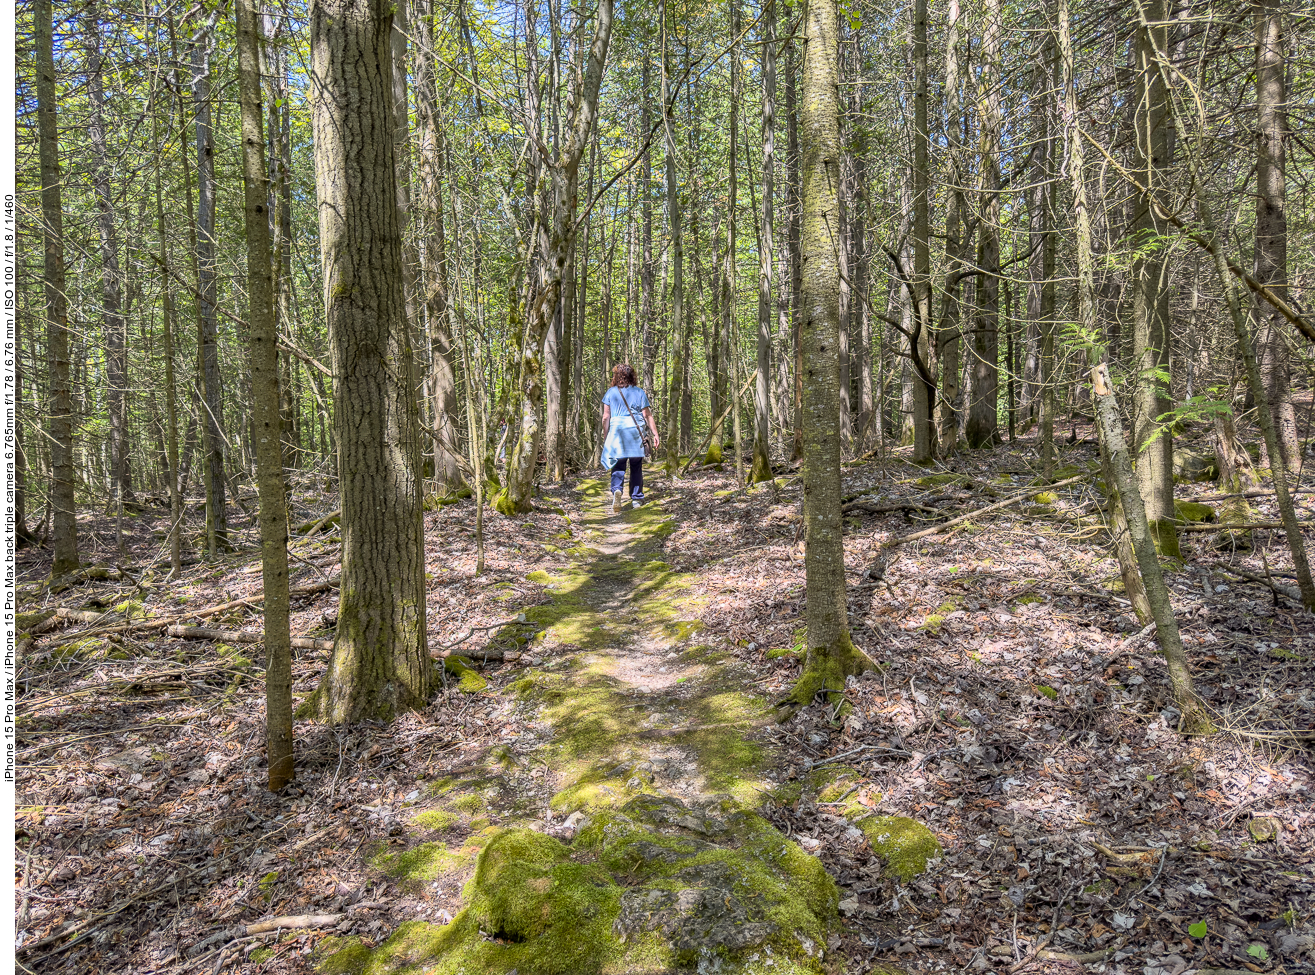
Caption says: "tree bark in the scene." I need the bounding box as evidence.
[965,0,1001,449]
[1253,0,1297,469]
[662,2,686,475]
[415,1,464,495]
[189,14,230,554]
[309,0,433,721]
[1091,365,1210,733]
[910,0,933,462]
[641,48,655,393]
[35,0,79,578]
[936,0,964,456]
[85,6,133,509]
[750,0,775,483]
[1131,0,1178,558]
[238,0,294,788]
[789,0,873,712]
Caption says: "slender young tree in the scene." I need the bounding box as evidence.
[308,0,433,721]
[788,0,873,712]
[750,0,775,483]
[237,0,294,787]
[936,0,965,455]
[662,0,686,474]
[909,0,933,462]
[85,6,133,510]
[36,0,79,578]
[190,12,230,554]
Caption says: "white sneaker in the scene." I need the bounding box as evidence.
[612,489,622,513]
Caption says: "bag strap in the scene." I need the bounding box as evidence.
[617,387,649,443]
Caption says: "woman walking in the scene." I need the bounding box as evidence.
[600,363,660,512]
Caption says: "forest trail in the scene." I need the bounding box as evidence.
[316,478,884,975]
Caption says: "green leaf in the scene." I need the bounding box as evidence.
[1189,921,1208,939]
[1247,944,1269,960]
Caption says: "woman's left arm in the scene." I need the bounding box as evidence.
[602,404,611,428]
[642,407,660,448]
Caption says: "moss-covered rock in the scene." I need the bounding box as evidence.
[1173,499,1216,523]
[321,802,836,975]
[1030,491,1058,505]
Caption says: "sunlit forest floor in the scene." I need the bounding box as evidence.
[14,410,1315,975]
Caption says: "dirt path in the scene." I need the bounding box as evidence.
[315,479,918,975]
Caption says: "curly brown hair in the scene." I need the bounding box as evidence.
[610,362,637,388]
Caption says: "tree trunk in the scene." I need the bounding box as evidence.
[153,100,184,576]
[308,0,433,722]
[786,33,804,463]
[789,0,874,712]
[415,1,464,494]
[190,15,230,554]
[85,6,133,509]
[641,50,655,393]
[1130,0,1178,558]
[909,0,933,462]
[1253,0,1297,469]
[965,0,1001,449]
[750,0,775,483]
[497,0,614,515]
[237,0,294,788]
[937,0,964,456]
[36,0,79,578]
[1091,365,1210,733]
[663,3,686,475]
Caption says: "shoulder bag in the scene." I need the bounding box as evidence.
[617,387,653,460]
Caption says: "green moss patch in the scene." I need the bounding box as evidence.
[1173,500,1216,523]
[443,656,489,694]
[322,796,840,974]
[916,473,970,489]
[412,809,462,832]
[855,816,941,883]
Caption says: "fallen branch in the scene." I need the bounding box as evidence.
[39,578,340,650]
[881,475,1085,550]
[187,914,346,959]
[1213,563,1307,608]
[292,509,340,535]
[1178,519,1314,532]
[164,625,333,651]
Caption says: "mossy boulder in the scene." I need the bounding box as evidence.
[1030,491,1058,505]
[320,797,837,975]
[1173,500,1216,524]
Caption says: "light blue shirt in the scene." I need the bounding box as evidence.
[601,386,650,468]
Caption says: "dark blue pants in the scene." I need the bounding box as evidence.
[610,457,644,501]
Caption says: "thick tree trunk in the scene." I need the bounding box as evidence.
[36,0,79,578]
[1253,0,1297,469]
[190,16,230,554]
[308,0,433,722]
[237,0,294,788]
[751,0,775,483]
[789,0,873,712]
[1131,0,1177,558]
[965,0,1001,449]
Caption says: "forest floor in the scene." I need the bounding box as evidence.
[13,421,1315,975]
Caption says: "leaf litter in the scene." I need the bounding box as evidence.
[13,435,1315,975]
